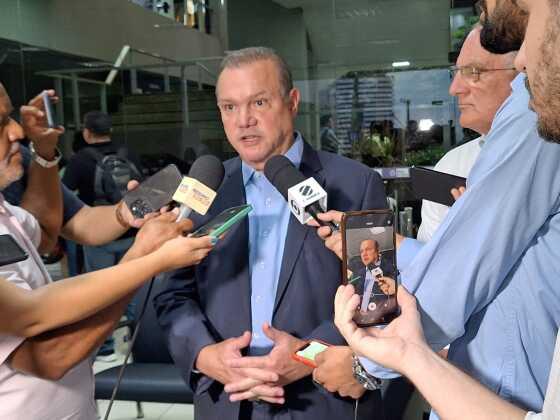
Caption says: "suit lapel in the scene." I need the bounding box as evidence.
[216,159,252,329]
[273,142,324,314]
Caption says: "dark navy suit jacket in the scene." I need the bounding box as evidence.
[154,142,387,420]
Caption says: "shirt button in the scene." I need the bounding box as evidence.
[262,229,270,238]
[259,261,265,269]
[255,295,262,303]
[265,198,272,207]
[253,332,260,339]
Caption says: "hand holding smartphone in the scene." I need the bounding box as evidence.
[189,204,252,240]
[123,164,183,219]
[341,210,399,327]
[292,340,331,368]
[41,91,56,128]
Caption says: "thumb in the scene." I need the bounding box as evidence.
[127,179,140,191]
[262,322,282,343]
[230,331,251,350]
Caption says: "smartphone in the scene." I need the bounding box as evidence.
[292,340,331,368]
[410,166,466,207]
[0,234,29,266]
[41,91,56,128]
[190,204,252,239]
[123,164,183,219]
[341,210,399,327]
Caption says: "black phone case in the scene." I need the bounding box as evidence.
[0,234,29,266]
[123,164,183,218]
[340,210,399,327]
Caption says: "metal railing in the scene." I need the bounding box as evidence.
[35,45,222,129]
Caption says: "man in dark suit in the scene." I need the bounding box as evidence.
[349,239,397,325]
[154,47,387,419]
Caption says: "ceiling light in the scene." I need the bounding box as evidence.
[392,61,411,68]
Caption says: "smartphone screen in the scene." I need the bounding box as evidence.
[0,234,29,266]
[292,340,330,368]
[296,341,329,362]
[190,204,252,239]
[342,210,399,326]
[123,164,183,219]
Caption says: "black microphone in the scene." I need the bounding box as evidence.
[176,155,225,220]
[264,155,338,231]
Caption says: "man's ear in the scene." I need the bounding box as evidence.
[288,88,301,116]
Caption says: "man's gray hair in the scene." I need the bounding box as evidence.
[217,47,293,98]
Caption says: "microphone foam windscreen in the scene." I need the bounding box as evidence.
[188,154,225,191]
[264,155,306,200]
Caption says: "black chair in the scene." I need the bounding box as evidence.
[95,280,193,418]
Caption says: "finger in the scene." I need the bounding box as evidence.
[228,390,258,402]
[314,350,326,366]
[316,210,343,223]
[239,367,279,383]
[262,322,280,342]
[127,179,140,191]
[257,396,285,404]
[396,285,417,312]
[229,331,252,350]
[27,90,54,108]
[227,355,269,369]
[306,218,320,228]
[312,366,325,384]
[176,218,194,233]
[20,105,45,120]
[224,377,261,394]
[250,384,284,398]
[187,236,214,250]
[317,225,333,240]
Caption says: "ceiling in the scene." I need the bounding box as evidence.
[271,0,454,73]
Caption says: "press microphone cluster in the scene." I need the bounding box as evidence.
[174,155,225,220]
[264,155,337,231]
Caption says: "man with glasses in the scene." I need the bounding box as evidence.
[315,0,560,415]
[417,25,517,241]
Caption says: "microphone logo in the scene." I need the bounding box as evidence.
[290,199,301,216]
[298,185,314,197]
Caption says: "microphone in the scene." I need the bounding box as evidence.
[174,155,225,220]
[264,155,338,231]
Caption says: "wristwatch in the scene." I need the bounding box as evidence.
[29,143,62,168]
[352,354,383,391]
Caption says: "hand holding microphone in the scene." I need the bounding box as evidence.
[175,154,225,221]
[263,155,338,231]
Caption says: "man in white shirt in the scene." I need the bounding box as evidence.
[417,26,518,241]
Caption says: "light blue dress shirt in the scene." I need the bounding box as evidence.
[242,134,304,356]
[363,74,560,415]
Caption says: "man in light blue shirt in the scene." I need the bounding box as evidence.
[365,72,560,414]
[243,135,303,356]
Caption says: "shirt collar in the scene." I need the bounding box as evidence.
[242,132,304,187]
[511,73,527,93]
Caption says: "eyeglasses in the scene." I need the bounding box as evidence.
[449,65,516,83]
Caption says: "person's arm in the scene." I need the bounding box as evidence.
[18,91,64,253]
[61,203,128,246]
[335,285,527,420]
[7,214,213,380]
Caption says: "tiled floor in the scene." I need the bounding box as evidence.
[95,400,194,420]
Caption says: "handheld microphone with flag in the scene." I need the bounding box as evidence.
[175,155,225,220]
[264,155,338,231]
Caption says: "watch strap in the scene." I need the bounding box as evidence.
[29,143,62,168]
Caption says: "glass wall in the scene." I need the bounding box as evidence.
[1,0,478,232]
